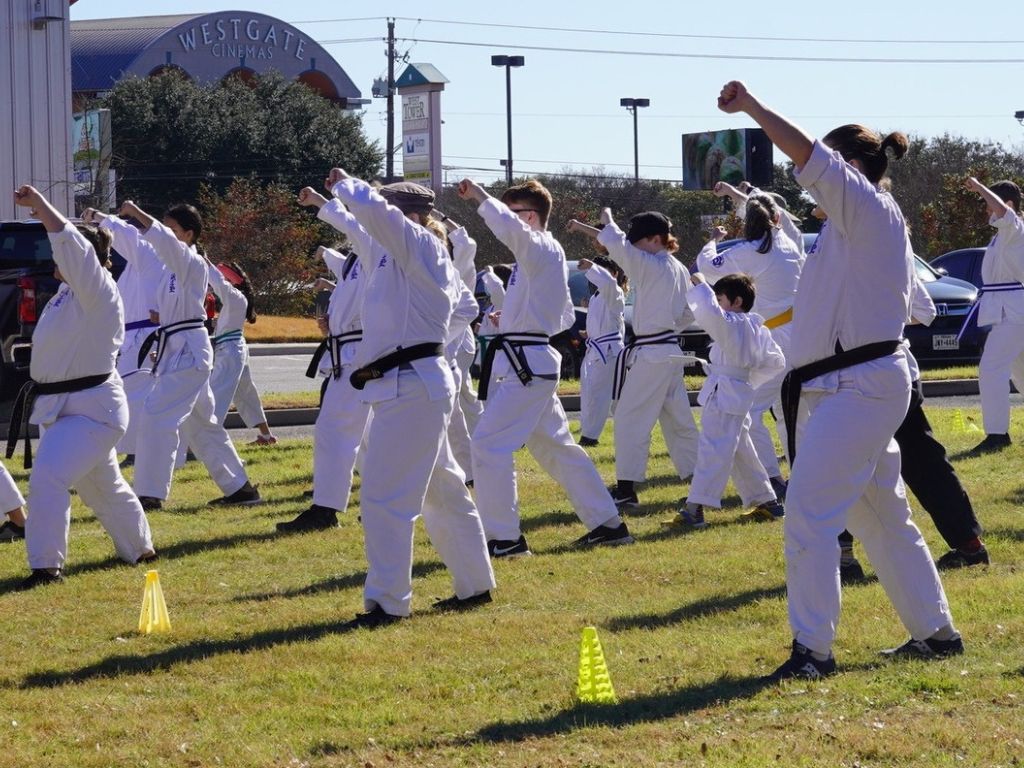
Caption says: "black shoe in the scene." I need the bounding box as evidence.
[138,496,163,512]
[765,641,836,682]
[0,520,26,542]
[347,605,405,629]
[881,634,964,658]
[936,545,989,570]
[578,436,599,447]
[769,476,788,502]
[19,569,64,590]
[135,550,159,565]
[302,489,315,499]
[487,535,531,558]
[119,454,135,469]
[573,522,634,548]
[465,479,474,488]
[434,590,493,611]
[211,482,262,506]
[839,558,866,585]
[610,489,639,508]
[276,505,339,533]
[968,433,1011,454]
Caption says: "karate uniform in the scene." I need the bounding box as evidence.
[445,276,481,480]
[332,178,494,617]
[686,281,784,508]
[578,264,625,442]
[132,221,250,501]
[785,141,953,654]
[449,227,486,435]
[597,223,699,484]
[975,209,1024,434]
[0,463,24,512]
[25,224,153,570]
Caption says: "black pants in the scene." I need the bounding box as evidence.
[840,379,981,551]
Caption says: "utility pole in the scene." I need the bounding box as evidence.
[385,17,396,182]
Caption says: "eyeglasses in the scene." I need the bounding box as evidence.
[509,207,539,216]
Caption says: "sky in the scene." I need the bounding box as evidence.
[71,0,1024,186]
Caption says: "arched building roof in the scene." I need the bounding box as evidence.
[71,12,365,107]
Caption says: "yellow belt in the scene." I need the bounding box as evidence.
[764,307,793,330]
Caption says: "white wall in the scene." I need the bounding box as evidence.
[0,0,73,220]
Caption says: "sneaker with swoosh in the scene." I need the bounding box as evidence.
[487,535,531,558]
[765,640,836,682]
[573,522,634,548]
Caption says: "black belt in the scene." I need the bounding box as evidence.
[305,330,363,380]
[137,317,207,372]
[780,339,902,466]
[477,332,553,401]
[349,342,444,390]
[6,372,113,469]
[612,330,683,400]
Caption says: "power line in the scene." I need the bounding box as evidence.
[373,110,1011,121]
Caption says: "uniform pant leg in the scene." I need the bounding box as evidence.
[979,322,1024,434]
[180,378,249,496]
[74,447,154,564]
[895,380,982,548]
[116,328,154,455]
[0,461,25,512]
[687,404,743,509]
[233,357,268,427]
[446,365,475,481]
[209,340,245,425]
[728,413,776,507]
[457,346,484,434]
[312,374,369,511]
[361,372,448,616]
[748,374,784,478]
[613,357,672,482]
[659,359,699,480]
[134,368,205,500]
[579,352,616,441]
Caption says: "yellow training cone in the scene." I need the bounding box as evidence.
[953,409,981,433]
[576,626,617,704]
[138,570,172,634]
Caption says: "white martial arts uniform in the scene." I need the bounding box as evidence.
[132,221,250,501]
[696,210,804,479]
[975,208,1024,434]
[99,216,164,455]
[785,141,953,654]
[597,223,699,484]
[471,199,621,542]
[0,463,24,513]
[446,277,482,480]
[332,178,494,617]
[686,281,785,508]
[25,224,153,570]
[579,264,625,441]
[313,203,373,513]
[449,226,486,436]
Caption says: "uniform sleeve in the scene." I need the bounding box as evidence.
[909,275,937,326]
[452,278,480,327]
[697,239,764,284]
[596,221,648,277]
[48,223,116,311]
[793,140,880,241]
[991,208,1024,251]
[206,263,248,321]
[749,326,787,390]
[317,198,382,270]
[687,281,731,342]
[100,215,163,274]
[477,198,557,269]
[481,271,506,310]
[448,227,478,288]
[584,263,617,292]
[777,210,805,255]
[320,246,347,280]
[142,219,206,277]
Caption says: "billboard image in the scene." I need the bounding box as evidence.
[681,128,772,190]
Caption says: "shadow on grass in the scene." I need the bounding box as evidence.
[981,525,1024,543]
[521,508,580,533]
[605,584,787,631]
[234,559,445,602]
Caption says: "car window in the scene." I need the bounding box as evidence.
[0,228,53,267]
[914,256,937,283]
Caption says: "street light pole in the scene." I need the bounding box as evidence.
[492,55,525,186]
[619,98,650,183]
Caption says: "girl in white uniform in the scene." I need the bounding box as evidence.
[459,178,631,555]
[117,201,260,509]
[716,80,959,680]
[327,172,495,623]
[10,186,155,588]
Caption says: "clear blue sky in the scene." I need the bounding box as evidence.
[72,0,1024,185]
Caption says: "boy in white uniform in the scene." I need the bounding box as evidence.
[327,171,494,623]
[666,272,785,527]
[963,177,1024,452]
[458,178,632,555]
[10,186,155,588]
[717,80,960,680]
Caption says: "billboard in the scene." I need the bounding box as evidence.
[681,128,773,190]
[401,93,432,185]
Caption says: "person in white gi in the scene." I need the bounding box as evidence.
[716,80,961,681]
[276,188,372,533]
[571,250,626,448]
[443,251,483,482]
[117,201,260,510]
[10,185,155,589]
[571,210,699,508]
[326,171,495,624]
[666,272,785,527]
[458,178,632,555]
[963,177,1024,452]
[0,466,27,542]
[699,182,805,499]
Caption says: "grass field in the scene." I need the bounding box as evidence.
[246,315,321,344]
[1,406,1021,767]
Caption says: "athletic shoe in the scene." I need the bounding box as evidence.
[210,482,262,506]
[135,550,159,565]
[741,500,784,523]
[487,535,531,558]
[249,434,278,446]
[433,591,493,612]
[118,454,135,469]
[276,505,339,533]
[769,476,788,501]
[663,503,705,529]
[138,496,163,512]
[936,546,990,570]
[302,489,315,499]
[0,520,25,542]
[765,641,836,682]
[881,635,964,658]
[968,433,1011,455]
[573,522,634,548]
[347,605,405,629]
[839,558,866,584]
[578,436,599,447]
[610,489,639,508]
[19,569,64,590]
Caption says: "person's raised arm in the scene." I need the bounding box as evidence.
[965,177,1012,220]
[301,185,380,269]
[595,208,645,272]
[86,203,156,271]
[718,81,813,170]
[122,200,200,276]
[457,178,543,260]
[567,219,601,242]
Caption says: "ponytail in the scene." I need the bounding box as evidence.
[225,261,258,324]
[822,124,909,184]
[744,194,777,254]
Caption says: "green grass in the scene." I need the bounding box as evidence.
[1,406,1021,766]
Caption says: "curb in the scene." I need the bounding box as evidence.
[248,343,319,357]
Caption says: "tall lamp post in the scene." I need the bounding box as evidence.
[620,97,650,183]
[491,55,525,186]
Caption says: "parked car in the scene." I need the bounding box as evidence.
[930,247,984,289]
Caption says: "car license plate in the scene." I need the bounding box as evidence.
[933,334,959,351]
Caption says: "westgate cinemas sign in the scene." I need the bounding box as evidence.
[176,15,310,62]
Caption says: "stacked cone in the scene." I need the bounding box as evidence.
[576,626,617,704]
[953,408,981,433]
[138,570,172,634]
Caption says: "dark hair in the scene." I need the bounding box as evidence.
[713,273,756,313]
[164,203,203,244]
[501,179,552,228]
[225,262,258,324]
[990,180,1022,213]
[491,263,513,288]
[77,224,112,268]
[744,194,778,254]
[821,124,909,184]
[593,254,629,292]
